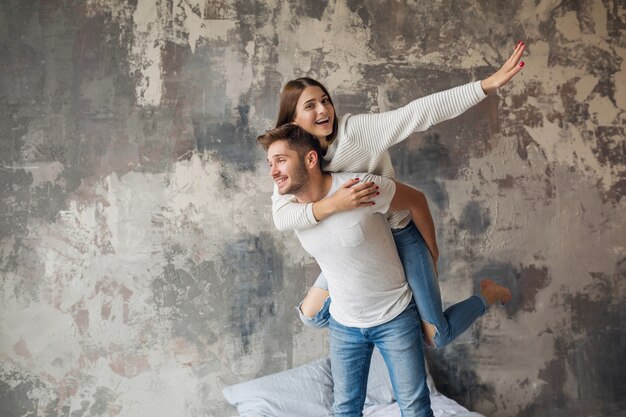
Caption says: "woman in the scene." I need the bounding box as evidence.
[272,41,525,348]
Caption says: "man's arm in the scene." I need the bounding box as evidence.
[389,181,439,272]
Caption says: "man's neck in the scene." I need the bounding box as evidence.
[294,172,332,203]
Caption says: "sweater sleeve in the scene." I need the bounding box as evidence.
[344,81,486,154]
[271,185,319,231]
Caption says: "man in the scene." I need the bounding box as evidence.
[258,123,433,417]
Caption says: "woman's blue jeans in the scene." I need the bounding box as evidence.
[329,301,433,417]
[298,220,487,348]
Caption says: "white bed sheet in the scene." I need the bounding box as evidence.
[363,392,485,417]
[224,349,486,417]
[229,392,486,417]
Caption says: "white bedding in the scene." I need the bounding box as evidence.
[363,394,485,417]
[223,348,485,417]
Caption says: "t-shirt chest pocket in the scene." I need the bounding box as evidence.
[334,221,365,247]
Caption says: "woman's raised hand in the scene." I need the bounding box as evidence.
[481,41,526,94]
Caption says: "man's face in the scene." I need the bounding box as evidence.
[267,140,310,195]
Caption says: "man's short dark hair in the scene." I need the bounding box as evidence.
[257,124,323,169]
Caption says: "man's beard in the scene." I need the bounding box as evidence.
[280,159,310,195]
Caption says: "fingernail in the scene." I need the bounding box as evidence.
[375,186,379,189]
[376,192,380,196]
[355,178,359,181]
[519,61,525,68]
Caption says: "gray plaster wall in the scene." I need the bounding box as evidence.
[1,1,624,416]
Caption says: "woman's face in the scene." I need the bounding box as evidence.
[293,86,335,141]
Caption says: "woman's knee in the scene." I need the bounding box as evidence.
[300,287,329,317]
[420,321,437,348]
[297,287,331,329]
[422,320,453,349]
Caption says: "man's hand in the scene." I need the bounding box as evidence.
[481,41,526,95]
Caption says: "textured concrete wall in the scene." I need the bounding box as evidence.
[1,1,624,416]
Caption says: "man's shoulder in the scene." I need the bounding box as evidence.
[327,172,394,195]
[330,171,368,182]
[329,171,392,181]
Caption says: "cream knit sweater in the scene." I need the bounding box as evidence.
[271,80,487,231]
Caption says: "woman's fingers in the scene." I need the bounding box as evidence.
[340,178,361,189]
[353,182,378,204]
[339,179,378,206]
[505,43,519,66]
[513,41,524,59]
[481,41,526,94]
[352,181,376,193]
[506,41,525,72]
[357,186,379,206]
[341,178,376,193]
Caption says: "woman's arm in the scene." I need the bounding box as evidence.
[344,44,526,155]
[345,81,487,155]
[271,178,379,231]
[389,181,439,271]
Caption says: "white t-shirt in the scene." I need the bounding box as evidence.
[295,172,412,328]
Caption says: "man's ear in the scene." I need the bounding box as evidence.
[305,150,319,169]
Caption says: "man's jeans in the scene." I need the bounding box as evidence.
[329,302,433,417]
[299,221,488,348]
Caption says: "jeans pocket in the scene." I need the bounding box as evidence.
[334,222,365,247]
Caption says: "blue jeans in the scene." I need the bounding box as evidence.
[298,221,487,348]
[329,302,433,417]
